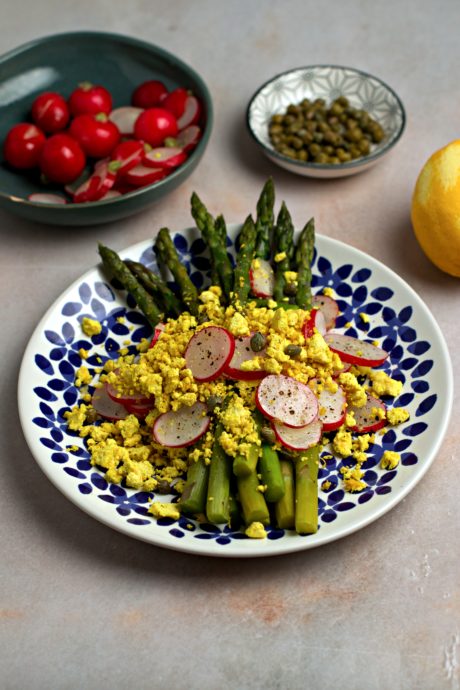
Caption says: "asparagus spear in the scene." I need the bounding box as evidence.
[206,424,232,524]
[274,459,295,529]
[254,177,275,260]
[232,214,257,306]
[125,259,183,317]
[179,456,210,516]
[191,192,234,299]
[272,201,295,302]
[259,445,285,502]
[233,444,259,478]
[294,446,319,534]
[154,228,199,316]
[237,469,270,526]
[98,243,163,327]
[209,214,228,287]
[294,217,315,309]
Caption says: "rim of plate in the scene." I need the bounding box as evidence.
[17,230,453,557]
[246,64,406,173]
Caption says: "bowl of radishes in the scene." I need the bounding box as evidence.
[0,31,212,226]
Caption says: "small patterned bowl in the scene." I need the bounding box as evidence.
[246,65,406,179]
[0,31,213,226]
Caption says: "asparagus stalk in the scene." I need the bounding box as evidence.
[206,425,232,524]
[153,228,199,316]
[98,243,163,327]
[294,446,319,534]
[237,469,270,526]
[191,192,234,299]
[274,459,295,529]
[233,444,259,478]
[272,201,295,302]
[179,457,209,516]
[232,213,257,306]
[259,444,285,502]
[294,217,315,309]
[254,177,275,260]
[125,259,183,317]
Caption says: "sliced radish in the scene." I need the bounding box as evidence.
[317,384,347,431]
[255,374,318,428]
[123,399,156,417]
[73,161,116,203]
[249,258,275,298]
[149,322,166,348]
[185,326,235,382]
[122,164,166,187]
[311,294,339,330]
[303,308,327,339]
[102,189,122,200]
[176,125,201,152]
[106,382,151,407]
[333,359,351,377]
[348,394,386,433]
[28,193,67,204]
[224,333,267,381]
[143,147,187,169]
[109,107,143,136]
[111,139,145,176]
[91,384,129,421]
[323,333,388,367]
[177,96,201,129]
[153,401,210,447]
[273,418,323,451]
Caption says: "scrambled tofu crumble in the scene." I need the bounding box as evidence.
[65,288,410,533]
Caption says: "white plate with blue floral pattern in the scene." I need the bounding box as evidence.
[18,226,452,557]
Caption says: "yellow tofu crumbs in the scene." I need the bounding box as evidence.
[323,287,334,297]
[245,522,267,539]
[359,312,370,323]
[387,408,410,425]
[380,451,400,470]
[81,317,102,336]
[274,252,286,262]
[148,502,181,520]
[78,348,89,360]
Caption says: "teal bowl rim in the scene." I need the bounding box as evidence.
[246,63,406,173]
[0,30,214,210]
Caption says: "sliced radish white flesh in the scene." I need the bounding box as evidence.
[273,418,323,451]
[109,107,143,135]
[256,374,318,428]
[111,140,145,176]
[185,326,235,382]
[224,333,266,381]
[249,258,275,298]
[73,174,101,203]
[149,322,166,348]
[153,401,210,447]
[101,189,122,200]
[143,147,187,169]
[123,399,155,417]
[106,382,151,407]
[323,333,388,366]
[176,125,201,152]
[317,384,347,431]
[28,193,67,204]
[348,394,386,433]
[311,294,339,330]
[91,384,129,421]
[303,308,327,338]
[73,161,116,203]
[177,96,200,129]
[123,164,166,187]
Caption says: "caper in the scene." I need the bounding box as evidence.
[86,408,99,423]
[314,153,329,164]
[155,479,172,495]
[284,344,302,358]
[260,426,276,444]
[206,394,223,413]
[250,332,267,352]
[284,282,298,296]
[309,143,321,157]
[297,149,308,161]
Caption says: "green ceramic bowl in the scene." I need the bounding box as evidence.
[0,31,213,226]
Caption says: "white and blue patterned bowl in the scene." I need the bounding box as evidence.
[18,226,452,557]
[247,65,406,178]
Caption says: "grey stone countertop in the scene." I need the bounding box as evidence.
[0,1,458,689]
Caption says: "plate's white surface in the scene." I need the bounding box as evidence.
[18,228,452,557]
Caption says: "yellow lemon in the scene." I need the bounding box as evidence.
[411,140,460,277]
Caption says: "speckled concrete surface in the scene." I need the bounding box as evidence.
[0,1,459,689]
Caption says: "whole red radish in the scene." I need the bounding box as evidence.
[39,134,86,184]
[162,88,188,118]
[3,123,46,169]
[69,113,120,158]
[132,80,168,108]
[68,82,112,116]
[31,91,70,133]
[134,108,178,147]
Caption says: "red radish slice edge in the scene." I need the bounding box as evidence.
[28,193,67,205]
[311,294,339,331]
[348,394,387,433]
[176,125,201,152]
[177,96,201,130]
[303,308,327,339]
[255,374,319,428]
[272,418,323,451]
[149,322,166,348]
[91,384,129,421]
[223,333,267,381]
[153,401,210,447]
[123,164,166,187]
[316,384,347,431]
[143,147,187,169]
[185,326,235,382]
[324,333,388,367]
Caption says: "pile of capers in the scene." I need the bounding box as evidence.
[268,96,385,164]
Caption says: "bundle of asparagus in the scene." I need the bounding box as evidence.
[97,178,319,535]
